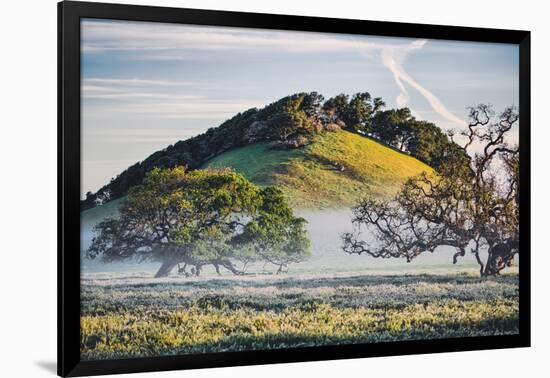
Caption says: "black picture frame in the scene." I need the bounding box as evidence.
[58,1,531,376]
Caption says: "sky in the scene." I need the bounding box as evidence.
[81,19,519,197]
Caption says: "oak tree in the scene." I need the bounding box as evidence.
[342,105,519,276]
[87,167,310,277]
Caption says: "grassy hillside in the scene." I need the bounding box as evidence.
[203,130,432,209]
[81,198,124,258]
[81,197,123,229]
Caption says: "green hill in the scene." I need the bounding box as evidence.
[82,92,463,211]
[81,197,124,229]
[203,130,432,209]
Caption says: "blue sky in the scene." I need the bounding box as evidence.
[81,19,519,196]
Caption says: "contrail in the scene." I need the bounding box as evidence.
[381,40,466,127]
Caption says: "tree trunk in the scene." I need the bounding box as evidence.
[218,259,244,275]
[483,242,515,276]
[154,260,178,278]
[472,247,486,277]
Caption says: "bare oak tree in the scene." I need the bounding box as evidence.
[342,105,519,276]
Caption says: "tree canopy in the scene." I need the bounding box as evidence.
[342,105,519,276]
[87,167,310,277]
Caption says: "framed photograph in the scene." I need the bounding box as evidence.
[58,1,530,376]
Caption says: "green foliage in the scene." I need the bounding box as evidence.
[322,93,349,120]
[407,120,469,170]
[322,92,385,133]
[370,108,413,147]
[300,91,325,117]
[87,167,310,276]
[370,108,469,170]
[235,187,311,272]
[259,92,321,140]
[344,92,381,132]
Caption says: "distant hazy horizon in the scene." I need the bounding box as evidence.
[81,19,519,197]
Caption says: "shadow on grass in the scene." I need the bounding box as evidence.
[80,272,520,315]
[122,273,519,291]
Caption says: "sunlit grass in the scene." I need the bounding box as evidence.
[202,130,432,209]
[81,299,518,359]
[80,274,519,360]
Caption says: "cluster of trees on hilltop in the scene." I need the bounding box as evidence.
[87,167,311,277]
[82,91,465,210]
[322,95,468,171]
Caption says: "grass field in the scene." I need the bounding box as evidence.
[80,273,519,360]
[203,130,432,208]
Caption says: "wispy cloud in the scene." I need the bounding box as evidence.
[82,20,467,127]
[81,19,412,57]
[381,39,467,127]
[119,100,260,118]
[82,74,266,122]
[83,127,206,144]
[82,77,204,100]
[83,98,264,120]
[83,78,197,87]
[81,77,253,102]
[82,20,470,128]
[82,89,204,101]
